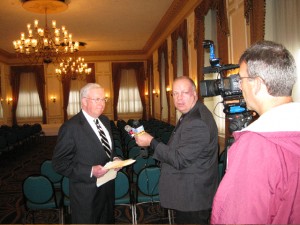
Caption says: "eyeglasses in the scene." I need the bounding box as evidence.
[237,75,256,85]
[84,97,108,103]
[172,91,191,98]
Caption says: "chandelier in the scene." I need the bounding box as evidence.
[12,0,79,64]
[55,56,92,81]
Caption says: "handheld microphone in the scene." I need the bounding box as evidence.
[132,120,145,136]
[124,125,135,137]
[124,121,145,137]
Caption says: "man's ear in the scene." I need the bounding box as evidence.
[254,77,270,96]
[253,77,263,95]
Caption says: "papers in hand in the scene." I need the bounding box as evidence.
[96,159,136,187]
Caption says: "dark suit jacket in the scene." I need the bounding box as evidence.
[52,110,115,223]
[152,100,219,211]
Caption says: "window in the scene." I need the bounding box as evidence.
[177,37,183,76]
[67,80,86,116]
[16,72,42,118]
[117,69,142,113]
[160,52,168,121]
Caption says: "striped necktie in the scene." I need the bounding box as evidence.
[94,119,111,158]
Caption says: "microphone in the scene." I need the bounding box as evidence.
[124,125,135,137]
[132,120,145,136]
[124,121,145,137]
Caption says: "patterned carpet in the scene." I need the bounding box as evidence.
[0,136,169,224]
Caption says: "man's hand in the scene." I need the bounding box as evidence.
[135,132,154,147]
[92,165,109,178]
[113,157,122,171]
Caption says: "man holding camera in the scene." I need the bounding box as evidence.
[211,41,300,224]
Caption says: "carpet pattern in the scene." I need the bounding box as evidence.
[0,136,169,224]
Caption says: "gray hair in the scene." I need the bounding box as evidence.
[239,40,297,96]
[80,83,103,100]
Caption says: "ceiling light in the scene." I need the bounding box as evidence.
[12,0,79,64]
[55,56,92,81]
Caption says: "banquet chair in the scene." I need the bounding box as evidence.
[22,174,62,223]
[115,171,135,224]
[40,159,63,189]
[61,176,70,223]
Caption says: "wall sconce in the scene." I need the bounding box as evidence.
[6,98,13,105]
[166,87,173,96]
[145,91,148,96]
[152,89,158,97]
[50,96,56,103]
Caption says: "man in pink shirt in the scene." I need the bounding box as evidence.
[211,41,300,224]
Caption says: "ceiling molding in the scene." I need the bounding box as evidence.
[144,0,203,57]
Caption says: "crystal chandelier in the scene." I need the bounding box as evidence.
[12,0,79,64]
[55,56,92,81]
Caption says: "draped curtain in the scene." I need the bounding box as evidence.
[145,58,153,119]
[112,63,122,120]
[61,63,95,122]
[158,40,170,123]
[34,66,46,123]
[264,0,300,101]
[112,62,146,120]
[171,19,189,77]
[10,65,45,125]
[194,0,229,102]
[135,65,146,119]
[244,0,266,44]
[147,57,154,118]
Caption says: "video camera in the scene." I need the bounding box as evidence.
[200,40,253,132]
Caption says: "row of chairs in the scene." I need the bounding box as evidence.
[22,160,67,223]
[116,166,164,224]
[23,159,163,224]
[112,119,175,223]
[0,123,44,155]
[22,118,174,224]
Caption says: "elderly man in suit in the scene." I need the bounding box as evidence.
[135,76,219,224]
[52,83,119,224]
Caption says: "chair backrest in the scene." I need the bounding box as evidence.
[137,166,160,196]
[161,131,172,144]
[114,146,124,158]
[128,146,140,159]
[40,160,63,185]
[127,139,137,150]
[62,176,69,197]
[133,155,156,176]
[115,171,130,199]
[23,175,56,205]
[0,135,8,150]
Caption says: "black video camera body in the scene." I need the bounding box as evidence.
[200,73,241,98]
[200,40,253,132]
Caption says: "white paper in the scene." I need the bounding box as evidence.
[96,159,135,187]
[96,169,117,187]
